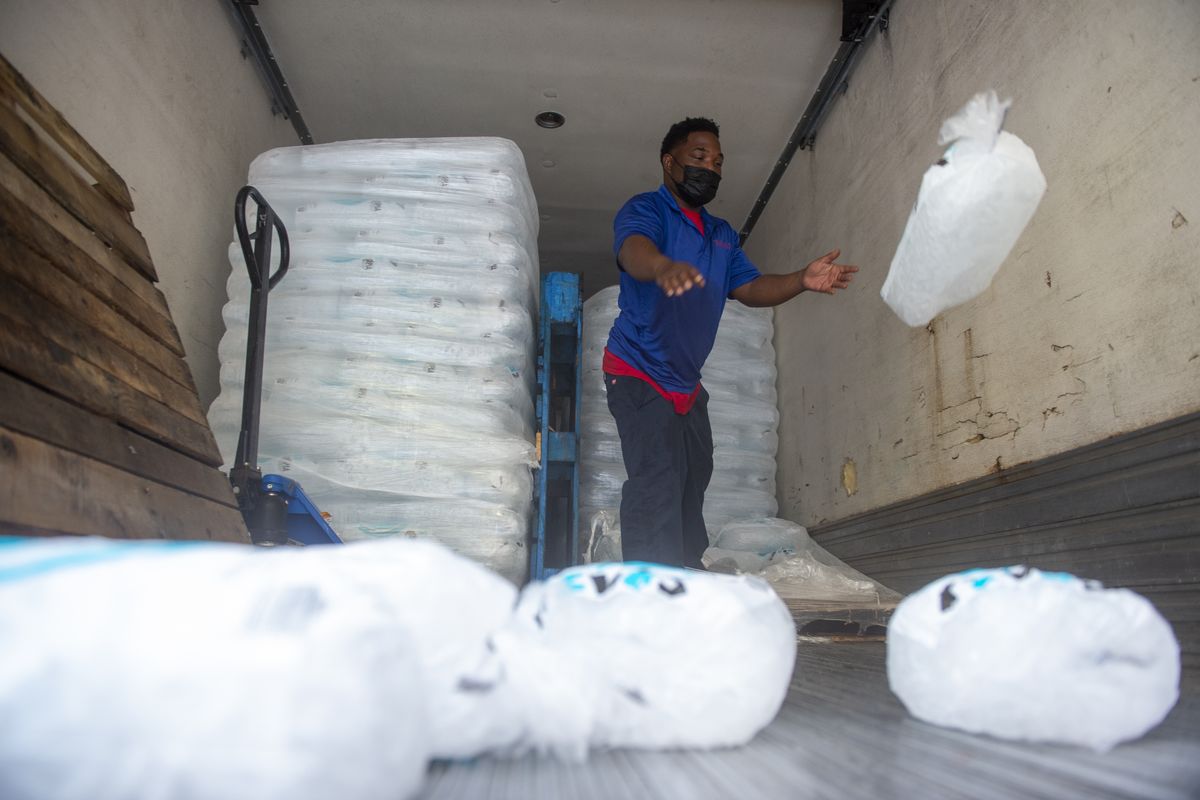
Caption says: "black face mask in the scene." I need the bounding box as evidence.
[671,163,721,207]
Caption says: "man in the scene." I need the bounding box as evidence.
[604,116,858,569]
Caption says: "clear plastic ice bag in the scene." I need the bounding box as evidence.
[887,566,1180,751]
[881,90,1047,326]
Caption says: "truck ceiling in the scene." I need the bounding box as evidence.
[237,0,844,296]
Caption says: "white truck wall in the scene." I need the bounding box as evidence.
[744,0,1200,526]
[0,1,296,407]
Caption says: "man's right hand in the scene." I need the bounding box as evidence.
[617,234,705,297]
[653,257,706,297]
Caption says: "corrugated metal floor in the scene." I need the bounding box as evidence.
[419,642,1200,800]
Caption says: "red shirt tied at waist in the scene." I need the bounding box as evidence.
[603,348,702,415]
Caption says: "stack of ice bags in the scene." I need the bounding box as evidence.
[207,139,539,582]
[579,286,779,558]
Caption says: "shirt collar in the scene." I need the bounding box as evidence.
[657,184,713,226]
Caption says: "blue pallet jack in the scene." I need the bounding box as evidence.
[529,273,583,579]
[228,186,341,546]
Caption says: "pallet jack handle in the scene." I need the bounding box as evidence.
[230,185,290,544]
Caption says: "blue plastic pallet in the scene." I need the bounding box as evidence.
[530,272,583,580]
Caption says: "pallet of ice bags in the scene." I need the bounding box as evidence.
[207,138,539,582]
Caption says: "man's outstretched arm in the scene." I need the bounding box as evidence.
[618,234,707,297]
[731,249,859,308]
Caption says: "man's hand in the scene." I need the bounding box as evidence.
[653,258,706,298]
[801,249,859,294]
[617,234,705,297]
[731,247,860,307]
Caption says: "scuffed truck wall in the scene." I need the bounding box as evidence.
[745,0,1200,526]
[0,1,296,408]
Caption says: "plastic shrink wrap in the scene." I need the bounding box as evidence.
[699,517,901,607]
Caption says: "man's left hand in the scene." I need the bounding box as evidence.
[801,249,859,294]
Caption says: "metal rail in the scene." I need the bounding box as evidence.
[227,0,314,144]
[739,0,894,244]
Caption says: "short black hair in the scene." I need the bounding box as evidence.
[660,117,720,157]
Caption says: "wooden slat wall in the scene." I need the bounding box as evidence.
[810,412,1200,687]
[0,53,247,544]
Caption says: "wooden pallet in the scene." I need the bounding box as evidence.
[0,53,248,543]
[780,595,897,637]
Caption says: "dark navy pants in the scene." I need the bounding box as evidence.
[605,373,713,568]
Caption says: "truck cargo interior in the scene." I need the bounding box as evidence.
[0,1,1197,798]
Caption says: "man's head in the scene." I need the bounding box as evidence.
[660,117,723,209]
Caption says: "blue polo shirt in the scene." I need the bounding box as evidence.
[606,184,762,393]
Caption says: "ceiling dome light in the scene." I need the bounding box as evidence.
[535,111,565,129]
